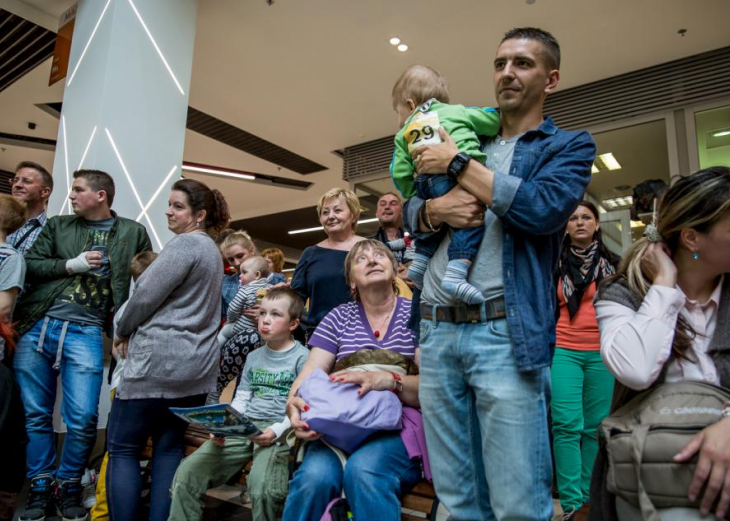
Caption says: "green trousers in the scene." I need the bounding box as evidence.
[550,348,614,511]
[168,421,290,521]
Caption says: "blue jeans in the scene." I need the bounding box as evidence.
[282,432,422,521]
[13,317,104,481]
[419,316,553,521]
[414,173,484,261]
[106,393,206,521]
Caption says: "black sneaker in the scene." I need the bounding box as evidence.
[18,474,56,521]
[56,479,88,521]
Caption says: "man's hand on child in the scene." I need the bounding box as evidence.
[250,428,276,447]
[210,433,226,447]
[412,127,459,175]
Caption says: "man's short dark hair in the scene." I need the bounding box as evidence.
[501,27,560,70]
[73,169,115,207]
[16,161,53,191]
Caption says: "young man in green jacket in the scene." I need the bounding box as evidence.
[13,169,151,521]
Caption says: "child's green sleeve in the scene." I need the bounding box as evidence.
[390,135,417,199]
[464,107,501,137]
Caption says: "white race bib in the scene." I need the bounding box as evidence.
[405,111,443,152]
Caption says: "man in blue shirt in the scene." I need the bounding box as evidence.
[406,28,596,520]
[7,161,53,255]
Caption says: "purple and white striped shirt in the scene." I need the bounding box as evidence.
[309,297,417,362]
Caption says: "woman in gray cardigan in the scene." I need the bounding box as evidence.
[106,179,230,521]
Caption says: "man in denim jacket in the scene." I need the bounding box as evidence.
[406,28,596,520]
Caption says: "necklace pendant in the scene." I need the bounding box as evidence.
[373,330,380,338]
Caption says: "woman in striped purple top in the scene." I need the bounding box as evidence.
[282,240,422,521]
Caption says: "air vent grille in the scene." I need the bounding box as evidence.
[545,46,730,130]
[342,135,395,181]
[187,107,327,175]
[0,9,56,93]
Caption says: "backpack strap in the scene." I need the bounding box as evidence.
[630,424,661,521]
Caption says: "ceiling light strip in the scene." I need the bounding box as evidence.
[61,115,71,214]
[77,126,97,171]
[182,164,255,180]
[68,0,112,86]
[127,0,185,96]
[288,217,380,235]
[105,128,163,249]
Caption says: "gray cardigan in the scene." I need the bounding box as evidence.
[116,232,224,400]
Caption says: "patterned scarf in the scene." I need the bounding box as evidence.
[560,241,615,320]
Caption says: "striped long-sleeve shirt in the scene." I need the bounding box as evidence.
[308,297,417,362]
[227,277,271,333]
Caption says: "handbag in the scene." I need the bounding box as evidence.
[600,381,730,521]
[298,368,402,453]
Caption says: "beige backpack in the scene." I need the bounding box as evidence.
[600,381,730,521]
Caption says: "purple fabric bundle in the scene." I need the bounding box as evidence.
[298,368,403,453]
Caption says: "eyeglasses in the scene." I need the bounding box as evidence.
[9,177,46,187]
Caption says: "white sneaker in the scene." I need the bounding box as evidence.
[80,468,97,510]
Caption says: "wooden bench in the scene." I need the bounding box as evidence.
[143,426,439,520]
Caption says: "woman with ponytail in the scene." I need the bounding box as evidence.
[551,201,619,520]
[107,179,231,521]
[593,166,730,520]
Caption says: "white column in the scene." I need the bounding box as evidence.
[49,0,197,250]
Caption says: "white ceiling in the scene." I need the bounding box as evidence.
[2,0,730,221]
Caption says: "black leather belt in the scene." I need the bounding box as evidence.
[420,296,507,324]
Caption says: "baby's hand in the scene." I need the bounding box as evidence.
[210,433,226,447]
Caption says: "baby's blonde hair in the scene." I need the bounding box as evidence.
[392,65,450,110]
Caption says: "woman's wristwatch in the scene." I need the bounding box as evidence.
[390,372,404,394]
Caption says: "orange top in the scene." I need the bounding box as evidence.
[555,279,600,351]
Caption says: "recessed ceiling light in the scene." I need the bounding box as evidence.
[711,129,730,138]
[598,152,621,171]
[603,196,633,209]
[389,37,400,46]
[397,44,408,52]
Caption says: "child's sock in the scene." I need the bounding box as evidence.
[387,236,411,251]
[407,253,430,289]
[442,259,484,304]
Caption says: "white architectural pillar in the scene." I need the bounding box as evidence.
[49,0,197,249]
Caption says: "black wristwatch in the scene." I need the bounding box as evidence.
[447,152,471,180]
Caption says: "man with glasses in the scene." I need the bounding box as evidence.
[7,161,53,255]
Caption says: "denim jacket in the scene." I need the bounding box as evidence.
[406,116,596,372]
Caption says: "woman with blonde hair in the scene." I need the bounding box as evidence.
[218,230,257,317]
[593,166,730,520]
[291,188,367,338]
